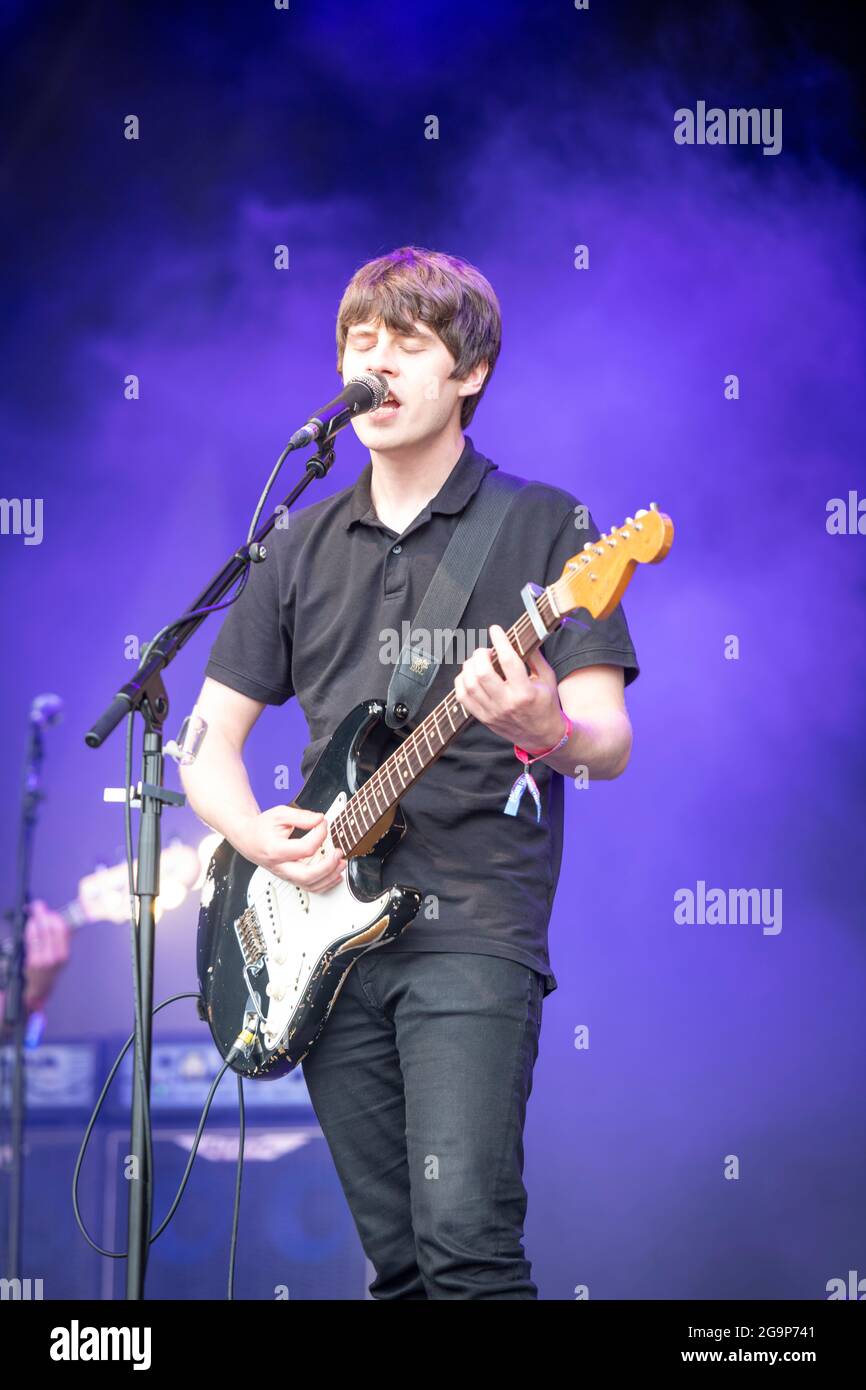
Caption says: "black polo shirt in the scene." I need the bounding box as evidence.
[204,436,639,995]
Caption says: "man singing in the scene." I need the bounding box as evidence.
[180,246,639,1298]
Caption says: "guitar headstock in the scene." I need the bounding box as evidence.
[551,504,674,622]
[76,840,202,924]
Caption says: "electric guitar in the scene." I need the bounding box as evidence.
[196,504,674,1079]
[60,841,205,928]
[0,840,206,1002]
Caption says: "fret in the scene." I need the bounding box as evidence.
[431,706,442,743]
[383,760,399,800]
[369,781,384,819]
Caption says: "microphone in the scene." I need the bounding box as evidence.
[289,372,389,450]
[30,693,64,728]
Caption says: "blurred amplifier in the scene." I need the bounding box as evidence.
[108,1034,313,1117]
[101,1122,368,1299]
[0,1119,367,1301]
[1,1036,312,1118]
[0,1123,105,1299]
[0,1041,100,1114]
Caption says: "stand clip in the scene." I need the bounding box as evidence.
[103,783,186,809]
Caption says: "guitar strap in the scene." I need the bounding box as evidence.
[385,463,523,730]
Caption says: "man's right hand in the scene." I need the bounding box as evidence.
[178,679,348,893]
[233,806,348,892]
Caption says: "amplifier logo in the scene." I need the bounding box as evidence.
[49,1321,151,1371]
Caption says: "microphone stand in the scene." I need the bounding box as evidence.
[3,714,50,1282]
[84,439,336,1300]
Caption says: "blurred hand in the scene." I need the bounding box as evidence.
[24,899,72,1010]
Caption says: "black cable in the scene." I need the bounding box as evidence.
[227,1072,246,1300]
[244,440,295,546]
[137,568,251,663]
[71,991,238,1257]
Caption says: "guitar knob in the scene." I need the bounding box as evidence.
[266,981,285,1002]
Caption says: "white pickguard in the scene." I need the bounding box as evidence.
[242,791,391,1055]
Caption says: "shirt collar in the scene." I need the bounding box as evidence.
[345,435,499,531]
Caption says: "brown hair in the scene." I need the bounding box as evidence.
[336,246,502,427]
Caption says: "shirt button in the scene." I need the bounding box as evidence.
[392,544,402,553]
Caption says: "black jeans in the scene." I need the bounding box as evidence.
[301,947,545,1299]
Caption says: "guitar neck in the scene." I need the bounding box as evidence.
[59,900,87,928]
[331,590,561,856]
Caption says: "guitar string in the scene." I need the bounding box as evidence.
[334,525,640,850]
[335,603,544,850]
[331,564,585,854]
[333,571,591,851]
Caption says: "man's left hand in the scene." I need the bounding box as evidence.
[454,623,565,751]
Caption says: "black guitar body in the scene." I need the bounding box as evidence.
[196,700,424,1078]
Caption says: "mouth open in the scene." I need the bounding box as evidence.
[373,392,401,417]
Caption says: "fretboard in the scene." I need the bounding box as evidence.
[331,589,562,855]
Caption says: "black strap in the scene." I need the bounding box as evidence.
[385,468,522,729]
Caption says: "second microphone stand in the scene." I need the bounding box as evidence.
[85,439,336,1299]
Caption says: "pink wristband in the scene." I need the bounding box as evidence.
[503,712,573,822]
[516,711,573,761]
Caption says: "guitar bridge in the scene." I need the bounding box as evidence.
[235,905,265,970]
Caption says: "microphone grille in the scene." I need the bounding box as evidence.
[31,693,64,727]
[353,371,390,409]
